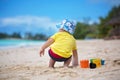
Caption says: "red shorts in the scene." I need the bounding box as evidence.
[48,49,72,62]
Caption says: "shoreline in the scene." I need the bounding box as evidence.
[0,39,45,49]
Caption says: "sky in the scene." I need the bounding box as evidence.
[0,0,120,37]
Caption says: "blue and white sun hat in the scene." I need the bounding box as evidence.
[56,19,76,34]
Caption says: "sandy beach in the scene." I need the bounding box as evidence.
[0,40,120,80]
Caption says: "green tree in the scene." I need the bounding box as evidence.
[98,5,120,38]
[0,33,9,39]
[86,23,99,39]
[11,32,21,38]
[24,32,33,39]
[73,22,89,39]
[33,34,47,40]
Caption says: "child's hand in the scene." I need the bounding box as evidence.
[39,38,54,57]
[39,48,45,57]
[72,50,79,67]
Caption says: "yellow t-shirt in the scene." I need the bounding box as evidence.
[50,32,77,58]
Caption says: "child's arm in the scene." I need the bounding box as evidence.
[39,38,54,57]
[72,50,78,67]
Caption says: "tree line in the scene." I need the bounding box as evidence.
[0,32,21,39]
[0,32,48,40]
[73,22,98,39]
[73,5,120,39]
[0,5,119,40]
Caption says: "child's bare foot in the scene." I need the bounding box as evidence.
[72,64,78,67]
[48,66,54,69]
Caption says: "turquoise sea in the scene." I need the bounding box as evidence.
[0,39,45,48]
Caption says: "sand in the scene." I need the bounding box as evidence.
[0,40,120,80]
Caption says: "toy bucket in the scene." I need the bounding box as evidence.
[90,58,101,68]
[101,59,105,65]
[80,60,89,68]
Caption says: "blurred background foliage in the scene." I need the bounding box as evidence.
[73,5,120,39]
[0,5,120,40]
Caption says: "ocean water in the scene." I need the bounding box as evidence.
[0,39,45,48]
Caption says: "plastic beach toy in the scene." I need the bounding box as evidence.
[90,58,101,68]
[80,59,89,68]
[90,63,96,69]
[101,59,105,65]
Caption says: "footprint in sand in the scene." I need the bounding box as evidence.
[113,59,120,65]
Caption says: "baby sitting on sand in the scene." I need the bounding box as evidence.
[39,19,78,68]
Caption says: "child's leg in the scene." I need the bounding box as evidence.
[49,58,56,68]
[64,57,72,67]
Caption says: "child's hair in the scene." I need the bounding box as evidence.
[56,19,76,34]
